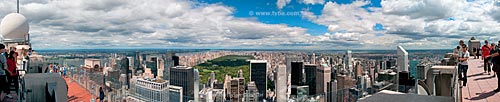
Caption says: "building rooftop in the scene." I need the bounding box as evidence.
[249,60,267,63]
[172,66,192,69]
[359,90,454,102]
[65,77,93,102]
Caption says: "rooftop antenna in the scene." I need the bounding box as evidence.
[17,0,19,13]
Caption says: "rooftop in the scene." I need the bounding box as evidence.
[65,77,93,102]
[249,60,267,63]
[359,90,454,102]
[172,66,192,69]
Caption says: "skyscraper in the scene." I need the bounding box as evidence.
[316,64,331,94]
[173,55,180,66]
[117,57,130,88]
[245,81,259,102]
[146,56,158,77]
[327,80,337,102]
[209,71,216,88]
[311,53,316,64]
[229,78,245,102]
[135,51,143,75]
[397,46,409,72]
[169,85,183,102]
[345,50,352,70]
[135,78,169,101]
[170,66,195,102]
[276,65,287,102]
[194,69,200,102]
[250,60,267,100]
[291,61,305,86]
[304,64,317,95]
[163,53,175,80]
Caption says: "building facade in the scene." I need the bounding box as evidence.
[250,60,267,99]
[170,66,195,102]
[135,78,169,101]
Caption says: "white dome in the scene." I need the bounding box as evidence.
[0,13,29,40]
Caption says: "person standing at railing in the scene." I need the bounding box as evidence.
[458,46,470,87]
[0,44,11,100]
[457,40,466,83]
[482,40,492,75]
[6,50,18,94]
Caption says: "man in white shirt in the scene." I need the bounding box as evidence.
[458,46,470,87]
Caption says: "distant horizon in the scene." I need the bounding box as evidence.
[34,47,453,51]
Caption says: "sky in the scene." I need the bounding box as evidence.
[1,0,500,50]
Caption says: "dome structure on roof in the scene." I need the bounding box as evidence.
[0,13,29,40]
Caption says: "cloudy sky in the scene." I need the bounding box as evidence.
[1,0,500,50]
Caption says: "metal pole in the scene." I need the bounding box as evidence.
[17,0,19,13]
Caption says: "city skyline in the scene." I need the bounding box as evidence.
[1,0,499,49]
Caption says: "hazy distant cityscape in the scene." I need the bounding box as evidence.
[28,48,452,102]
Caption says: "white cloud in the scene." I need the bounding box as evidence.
[0,0,315,49]
[276,0,291,9]
[2,0,499,49]
[301,0,500,49]
[300,0,325,5]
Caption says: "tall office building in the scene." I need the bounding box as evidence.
[169,85,183,102]
[250,60,267,99]
[194,69,200,102]
[245,81,259,102]
[286,56,301,99]
[291,61,305,86]
[276,65,287,102]
[316,64,331,94]
[229,78,245,102]
[117,57,130,88]
[199,87,213,102]
[354,61,363,78]
[209,71,216,88]
[336,75,347,102]
[163,53,175,80]
[291,61,304,96]
[397,46,409,72]
[134,52,143,75]
[170,66,195,102]
[327,80,337,102]
[311,53,316,64]
[304,64,317,95]
[135,78,169,101]
[345,50,352,71]
[173,55,180,66]
[146,56,159,78]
